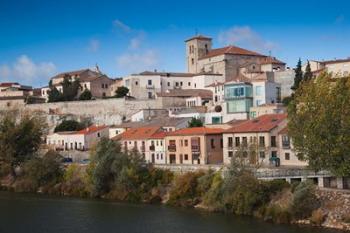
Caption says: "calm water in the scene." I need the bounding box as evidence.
[0,192,341,233]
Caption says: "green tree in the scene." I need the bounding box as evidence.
[115,86,129,98]
[304,60,313,81]
[288,73,350,176]
[291,58,303,91]
[48,80,63,103]
[79,89,92,101]
[24,150,63,187]
[54,120,85,132]
[62,76,80,101]
[0,112,47,174]
[187,118,203,127]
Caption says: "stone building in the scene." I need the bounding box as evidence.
[302,58,350,77]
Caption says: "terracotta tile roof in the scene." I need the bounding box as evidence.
[156,89,213,99]
[200,45,265,60]
[260,56,286,65]
[149,131,167,139]
[185,35,212,42]
[167,127,224,136]
[205,81,225,87]
[0,82,20,87]
[117,127,162,140]
[76,125,108,135]
[278,127,288,135]
[225,114,287,133]
[321,58,350,65]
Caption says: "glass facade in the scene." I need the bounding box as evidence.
[224,84,252,100]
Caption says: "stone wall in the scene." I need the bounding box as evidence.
[0,97,186,132]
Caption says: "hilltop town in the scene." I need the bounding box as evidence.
[1,34,350,190]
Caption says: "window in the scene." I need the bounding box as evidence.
[282,135,290,148]
[188,82,191,86]
[255,86,263,96]
[175,82,179,87]
[285,153,290,160]
[135,81,138,85]
[167,82,170,87]
[156,141,159,146]
[101,84,104,88]
[97,132,101,137]
[235,137,240,147]
[243,151,248,158]
[191,58,194,65]
[271,136,276,147]
[180,140,183,146]
[228,151,233,157]
[160,141,163,146]
[211,139,215,148]
[259,151,265,158]
[184,154,188,160]
[242,137,247,146]
[148,92,153,99]
[180,82,183,86]
[156,154,159,159]
[220,139,223,148]
[102,92,106,97]
[256,100,262,106]
[184,140,188,146]
[228,137,233,147]
[259,136,265,147]
[148,80,152,85]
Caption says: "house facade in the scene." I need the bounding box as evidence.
[165,127,224,165]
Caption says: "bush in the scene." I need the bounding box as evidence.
[289,181,320,219]
[23,150,63,189]
[310,208,326,225]
[79,89,92,100]
[61,164,90,197]
[264,204,291,224]
[54,120,85,132]
[202,172,224,211]
[167,171,205,207]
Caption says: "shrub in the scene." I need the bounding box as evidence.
[264,204,291,224]
[167,171,204,207]
[54,120,85,132]
[289,181,320,220]
[310,208,326,225]
[202,172,224,211]
[62,164,90,197]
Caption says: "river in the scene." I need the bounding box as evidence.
[0,192,341,233]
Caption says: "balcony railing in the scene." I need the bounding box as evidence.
[149,145,155,151]
[168,145,176,152]
[191,145,200,152]
[282,142,290,149]
[146,84,155,89]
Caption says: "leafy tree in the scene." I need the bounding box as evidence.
[62,76,80,101]
[115,86,129,98]
[24,150,63,187]
[48,86,63,102]
[304,60,313,81]
[54,120,85,132]
[79,89,92,101]
[188,118,203,127]
[0,112,47,174]
[282,96,293,107]
[291,58,303,91]
[288,73,350,176]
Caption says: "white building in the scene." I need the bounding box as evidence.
[46,125,109,151]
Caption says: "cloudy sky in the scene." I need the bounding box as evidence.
[0,0,349,87]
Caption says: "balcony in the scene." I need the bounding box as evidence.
[146,84,155,89]
[149,145,155,151]
[168,145,176,152]
[282,142,290,149]
[191,145,200,152]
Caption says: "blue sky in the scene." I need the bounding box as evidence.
[0,0,349,87]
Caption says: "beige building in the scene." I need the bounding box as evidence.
[303,58,350,77]
[249,103,286,119]
[46,125,109,151]
[185,35,286,80]
[165,127,224,165]
[46,68,114,100]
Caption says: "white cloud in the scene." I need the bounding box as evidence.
[218,26,277,53]
[113,19,131,33]
[128,32,145,50]
[0,55,56,85]
[88,39,100,52]
[116,50,158,74]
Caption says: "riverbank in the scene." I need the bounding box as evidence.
[1,164,350,232]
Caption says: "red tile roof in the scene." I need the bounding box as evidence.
[200,45,265,60]
[118,127,162,140]
[76,125,108,135]
[149,131,167,139]
[260,56,286,65]
[0,82,19,87]
[225,114,287,133]
[185,35,212,42]
[168,127,224,136]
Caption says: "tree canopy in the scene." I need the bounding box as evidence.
[288,73,350,176]
[0,112,47,171]
[115,86,129,98]
[48,76,81,102]
[79,89,92,101]
[188,118,203,128]
[304,61,313,81]
[54,120,85,132]
[292,59,303,91]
